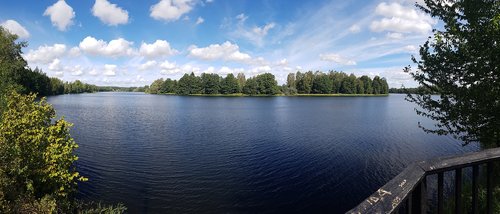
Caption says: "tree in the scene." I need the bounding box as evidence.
[177,74,192,95]
[255,73,279,95]
[405,0,500,145]
[220,73,239,94]
[148,78,164,94]
[341,74,357,94]
[286,73,296,88]
[0,92,86,212]
[356,78,365,94]
[160,78,177,93]
[242,77,258,95]
[296,71,314,94]
[236,73,246,92]
[312,73,332,94]
[372,76,382,94]
[359,75,373,94]
[201,73,220,94]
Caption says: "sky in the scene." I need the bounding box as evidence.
[0,0,437,87]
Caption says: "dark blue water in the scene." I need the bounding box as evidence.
[47,92,478,213]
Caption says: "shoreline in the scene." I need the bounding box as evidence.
[145,93,390,97]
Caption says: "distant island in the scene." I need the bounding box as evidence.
[146,71,389,96]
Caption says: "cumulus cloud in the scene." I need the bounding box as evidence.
[138,60,158,71]
[139,40,177,58]
[43,0,75,31]
[370,2,436,34]
[0,20,30,38]
[319,53,357,65]
[159,60,180,74]
[103,64,118,76]
[92,0,129,26]
[24,44,67,64]
[79,36,134,57]
[48,59,63,71]
[196,17,204,25]
[150,0,195,22]
[188,41,252,63]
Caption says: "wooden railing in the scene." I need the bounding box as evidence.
[348,148,500,214]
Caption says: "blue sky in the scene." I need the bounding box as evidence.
[0,0,435,87]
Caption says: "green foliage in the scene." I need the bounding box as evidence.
[201,73,221,94]
[255,73,279,95]
[220,73,239,94]
[0,92,87,213]
[147,70,389,96]
[405,0,500,145]
[312,73,332,94]
[242,77,259,95]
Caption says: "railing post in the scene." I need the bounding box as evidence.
[411,178,427,214]
[472,165,479,214]
[487,162,493,214]
[455,168,462,214]
[438,172,444,214]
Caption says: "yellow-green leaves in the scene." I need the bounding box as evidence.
[0,91,86,212]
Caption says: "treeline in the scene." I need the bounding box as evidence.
[285,71,388,95]
[2,65,99,97]
[389,86,438,94]
[147,71,389,96]
[147,72,280,95]
[98,85,149,92]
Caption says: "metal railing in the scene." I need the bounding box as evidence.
[348,148,500,214]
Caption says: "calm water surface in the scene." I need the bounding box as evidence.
[47,92,478,213]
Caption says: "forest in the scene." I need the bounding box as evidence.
[147,71,389,96]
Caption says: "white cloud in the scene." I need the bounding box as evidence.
[235,13,248,23]
[150,0,195,22]
[138,60,158,71]
[24,44,67,64]
[79,36,134,57]
[48,59,63,71]
[159,60,180,74]
[386,32,404,39]
[103,64,117,76]
[44,0,75,31]
[89,68,99,76]
[92,0,129,26]
[68,47,81,57]
[370,2,436,34]
[319,53,357,65]
[232,21,276,47]
[139,40,177,58]
[68,65,84,76]
[348,24,361,33]
[0,20,30,38]
[206,0,214,3]
[196,17,204,25]
[188,41,252,63]
[404,45,417,52]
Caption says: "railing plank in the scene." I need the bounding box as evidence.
[348,148,500,214]
[346,163,426,214]
[418,148,500,174]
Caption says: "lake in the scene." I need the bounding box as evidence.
[47,92,479,213]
